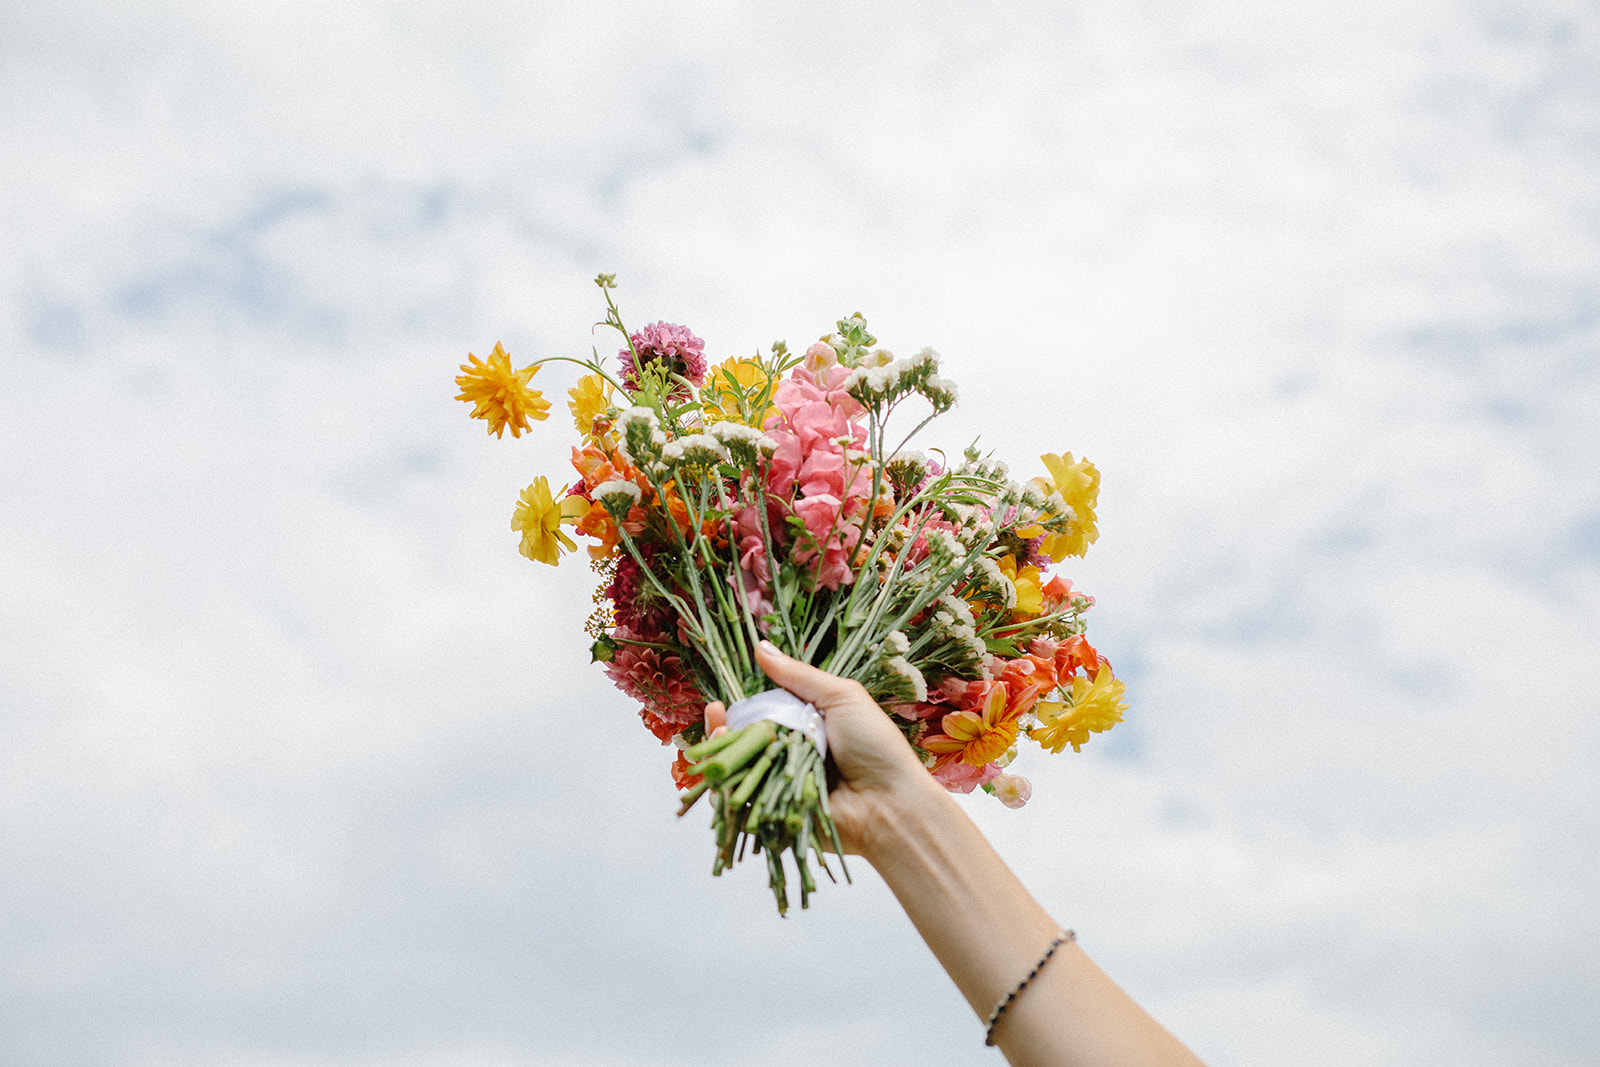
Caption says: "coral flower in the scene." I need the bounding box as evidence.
[568,373,612,439]
[456,342,551,438]
[1030,666,1127,753]
[1035,452,1100,559]
[924,682,1025,767]
[512,476,584,565]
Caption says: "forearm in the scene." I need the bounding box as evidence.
[861,780,1205,1067]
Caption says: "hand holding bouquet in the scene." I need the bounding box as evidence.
[455,276,1127,915]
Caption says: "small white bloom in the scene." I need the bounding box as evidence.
[884,655,928,702]
[938,593,976,627]
[592,479,642,506]
[992,773,1032,809]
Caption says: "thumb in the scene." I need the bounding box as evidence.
[755,641,862,710]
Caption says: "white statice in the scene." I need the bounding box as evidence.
[923,373,958,410]
[617,405,667,463]
[844,363,898,399]
[937,592,976,628]
[925,527,965,563]
[592,479,642,510]
[883,629,910,655]
[883,655,928,703]
[708,420,777,459]
[888,449,930,476]
[974,555,1018,610]
[660,433,728,466]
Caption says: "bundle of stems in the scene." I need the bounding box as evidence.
[675,718,848,916]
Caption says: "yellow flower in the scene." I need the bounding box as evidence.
[700,356,779,427]
[511,476,584,565]
[996,554,1044,621]
[1030,666,1126,753]
[455,342,551,438]
[1034,452,1100,559]
[568,373,613,439]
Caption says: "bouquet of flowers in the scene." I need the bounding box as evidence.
[455,275,1127,915]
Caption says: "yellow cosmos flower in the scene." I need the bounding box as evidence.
[701,356,779,427]
[455,342,551,438]
[996,554,1044,621]
[1034,452,1100,559]
[1030,666,1126,753]
[511,476,585,565]
[568,373,612,439]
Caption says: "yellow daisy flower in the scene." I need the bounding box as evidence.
[700,356,779,427]
[1030,666,1126,753]
[567,373,612,439]
[511,476,585,565]
[1034,452,1100,559]
[455,342,551,438]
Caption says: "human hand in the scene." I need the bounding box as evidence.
[743,639,939,857]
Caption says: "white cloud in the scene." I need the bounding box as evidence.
[3,1,1598,1064]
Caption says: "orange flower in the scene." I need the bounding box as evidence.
[1054,634,1105,679]
[923,680,1040,767]
[455,343,551,438]
[573,497,623,559]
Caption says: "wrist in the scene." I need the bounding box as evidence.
[855,766,953,869]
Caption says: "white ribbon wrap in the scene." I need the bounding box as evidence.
[724,689,827,759]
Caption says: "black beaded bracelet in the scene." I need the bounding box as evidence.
[983,929,1076,1047]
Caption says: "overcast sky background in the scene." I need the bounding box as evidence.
[3,1,1598,1065]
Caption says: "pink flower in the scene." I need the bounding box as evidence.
[891,702,943,720]
[620,322,707,389]
[729,568,775,630]
[931,759,1002,794]
[791,493,861,590]
[604,626,705,743]
[803,341,839,374]
[991,774,1032,808]
[793,492,846,546]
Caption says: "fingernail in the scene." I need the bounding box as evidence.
[757,639,781,656]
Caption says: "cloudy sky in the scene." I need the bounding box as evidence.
[3,1,1598,1064]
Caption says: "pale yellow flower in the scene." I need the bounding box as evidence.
[700,356,779,427]
[568,373,613,439]
[511,476,584,565]
[455,343,551,438]
[1034,452,1100,559]
[1030,666,1126,753]
[996,554,1044,621]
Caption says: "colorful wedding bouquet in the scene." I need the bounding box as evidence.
[455,275,1126,914]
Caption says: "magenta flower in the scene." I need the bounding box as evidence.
[620,321,707,390]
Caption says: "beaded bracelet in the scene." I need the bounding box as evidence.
[983,929,1076,1047]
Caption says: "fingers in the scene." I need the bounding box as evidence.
[754,641,866,709]
[704,700,726,736]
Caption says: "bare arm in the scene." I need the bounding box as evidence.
[750,641,1206,1067]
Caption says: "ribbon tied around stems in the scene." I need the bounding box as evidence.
[724,689,827,759]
